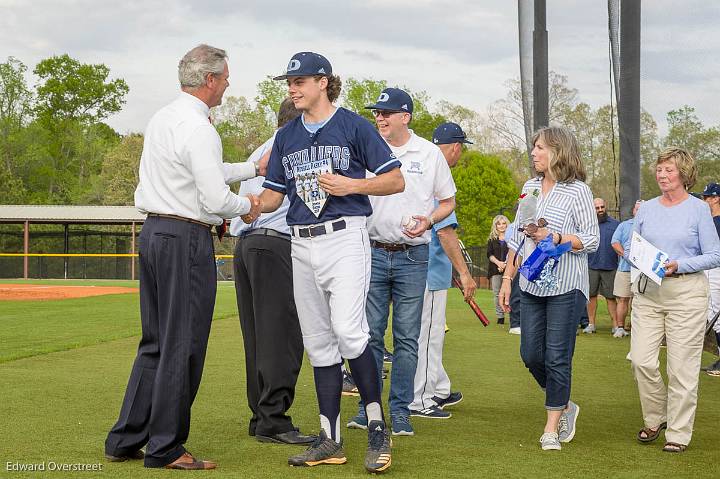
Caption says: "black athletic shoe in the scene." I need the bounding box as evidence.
[410,406,451,419]
[342,370,359,396]
[365,421,392,474]
[288,430,346,467]
[383,348,394,364]
[432,391,463,410]
[704,359,720,376]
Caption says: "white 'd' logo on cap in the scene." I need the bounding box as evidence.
[378,92,389,102]
[287,59,301,72]
[401,104,408,110]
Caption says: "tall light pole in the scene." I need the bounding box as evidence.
[533,0,549,132]
[618,0,641,219]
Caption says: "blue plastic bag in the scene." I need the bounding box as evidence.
[518,235,572,286]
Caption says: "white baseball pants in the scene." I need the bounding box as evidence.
[410,287,451,410]
[291,216,371,367]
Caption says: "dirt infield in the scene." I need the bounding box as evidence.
[0,284,139,301]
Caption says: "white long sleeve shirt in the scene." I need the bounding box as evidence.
[134,92,256,225]
[229,132,292,236]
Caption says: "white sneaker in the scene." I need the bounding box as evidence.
[540,432,561,450]
[508,327,521,335]
[613,327,628,338]
[582,324,596,334]
[611,326,617,334]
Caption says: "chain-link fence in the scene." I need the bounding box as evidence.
[0,223,238,280]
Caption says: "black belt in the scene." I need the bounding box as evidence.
[371,241,411,252]
[147,213,212,229]
[665,272,699,279]
[293,220,346,238]
[240,228,291,241]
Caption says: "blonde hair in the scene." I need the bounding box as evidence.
[532,126,586,182]
[655,147,697,190]
[489,214,510,240]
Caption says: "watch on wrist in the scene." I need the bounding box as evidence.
[254,162,260,176]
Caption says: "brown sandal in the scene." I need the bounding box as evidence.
[662,442,687,453]
[637,422,667,443]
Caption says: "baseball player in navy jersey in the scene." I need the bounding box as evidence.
[347,88,457,436]
[243,52,403,473]
[410,122,477,418]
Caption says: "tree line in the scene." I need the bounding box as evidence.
[1,55,719,246]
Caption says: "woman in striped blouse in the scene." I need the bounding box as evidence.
[498,126,599,451]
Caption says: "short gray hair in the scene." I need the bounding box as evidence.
[178,44,228,89]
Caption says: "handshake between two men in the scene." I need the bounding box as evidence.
[238,172,381,225]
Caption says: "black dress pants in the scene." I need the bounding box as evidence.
[105,216,216,468]
[233,232,303,436]
[510,273,522,328]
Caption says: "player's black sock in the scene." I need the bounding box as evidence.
[314,363,342,442]
[348,346,385,421]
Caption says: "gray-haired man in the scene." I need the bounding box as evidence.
[104,44,260,470]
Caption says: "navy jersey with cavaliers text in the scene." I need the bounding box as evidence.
[263,107,400,225]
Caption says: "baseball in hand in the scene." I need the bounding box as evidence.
[401,215,419,232]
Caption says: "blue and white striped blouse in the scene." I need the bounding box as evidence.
[507,177,599,299]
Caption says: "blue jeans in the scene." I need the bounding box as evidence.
[365,244,428,417]
[519,289,584,410]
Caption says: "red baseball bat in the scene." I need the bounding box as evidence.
[452,277,489,326]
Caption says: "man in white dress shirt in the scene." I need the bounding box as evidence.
[229,98,315,445]
[105,44,260,470]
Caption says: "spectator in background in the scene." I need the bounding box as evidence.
[583,198,619,334]
[506,220,522,335]
[610,200,643,338]
[487,214,510,325]
[630,148,720,453]
[700,182,720,375]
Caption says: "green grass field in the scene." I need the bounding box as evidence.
[1,280,719,478]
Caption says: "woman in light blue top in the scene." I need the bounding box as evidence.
[498,126,599,451]
[630,147,720,453]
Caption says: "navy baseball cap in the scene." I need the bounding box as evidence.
[365,88,414,114]
[432,122,473,145]
[273,52,332,80]
[702,182,720,197]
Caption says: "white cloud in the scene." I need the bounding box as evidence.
[0,0,719,135]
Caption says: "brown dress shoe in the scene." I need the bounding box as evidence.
[105,450,145,462]
[164,452,217,470]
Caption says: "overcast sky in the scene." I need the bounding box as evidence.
[2,0,719,136]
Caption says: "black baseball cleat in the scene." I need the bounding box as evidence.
[365,420,392,474]
[288,430,346,467]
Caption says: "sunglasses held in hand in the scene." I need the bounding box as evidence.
[520,218,548,234]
